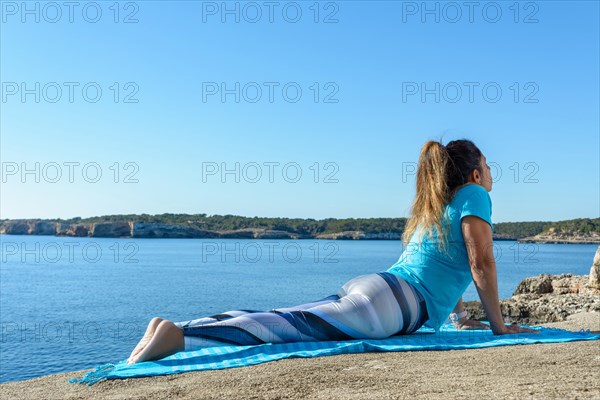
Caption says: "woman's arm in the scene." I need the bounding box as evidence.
[450,296,490,330]
[450,297,467,327]
[461,216,506,333]
[451,296,464,314]
[461,216,538,335]
[450,297,468,325]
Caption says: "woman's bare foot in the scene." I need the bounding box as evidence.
[127,320,185,365]
[127,317,163,364]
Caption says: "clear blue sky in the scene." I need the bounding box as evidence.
[1,1,598,222]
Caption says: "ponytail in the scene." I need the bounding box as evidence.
[402,138,483,255]
[402,140,452,254]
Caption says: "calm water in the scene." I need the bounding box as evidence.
[0,235,597,383]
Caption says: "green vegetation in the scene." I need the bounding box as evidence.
[492,221,554,237]
[3,215,596,239]
[50,214,407,236]
[544,218,600,235]
[493,218,599,237]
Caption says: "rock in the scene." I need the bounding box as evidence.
[590,246,600,290]
[73,225,91,236]
[255,230,298,239]
[56,223,72,236]
[2,220,58,235]
[91,222,132,237]
[513,274,553,295]
[491,234,519,241]
[363,232,403,240]
[518,229,600,244]
[465,273,600,325]
[56,223,94,237]
[214,229,309,239]
[551,274,588,294]
[3,220,34,234]
[131,223,217,238]
[315,231,360,240]
[315,231,402,240]
[32,221,57,235]
[218,229,257,239]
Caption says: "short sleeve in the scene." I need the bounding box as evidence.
[460,187,494,233]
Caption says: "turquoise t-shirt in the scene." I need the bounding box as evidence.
[386,183,494,332]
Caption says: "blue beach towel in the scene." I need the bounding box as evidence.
[68,322,600,386]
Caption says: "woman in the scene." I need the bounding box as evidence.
[127,139,538,365]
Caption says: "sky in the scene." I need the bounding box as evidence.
[1,0,599,223]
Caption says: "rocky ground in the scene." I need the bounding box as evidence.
[0,312,598,400]
[465,273,600,325]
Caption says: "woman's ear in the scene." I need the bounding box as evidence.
[471,168,481,184]
[467,169,479,184]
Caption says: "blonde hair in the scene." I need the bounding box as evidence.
[402,139,483,255]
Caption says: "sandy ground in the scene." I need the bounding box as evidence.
[2,312,599,400]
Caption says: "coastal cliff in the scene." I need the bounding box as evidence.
[518,226,600,244]
[0,220,312,239]
[1,217,599,242]
[0,220,400,240]
[315,231,402,240]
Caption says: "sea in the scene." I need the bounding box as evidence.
[0,235,597,383]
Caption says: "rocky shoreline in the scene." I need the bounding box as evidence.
[1,219,599,243]
[517,227,600,244]
[0,220,310,239]
[465,273,600,325]
[465,246,600,325]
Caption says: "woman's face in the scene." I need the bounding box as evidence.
[476,154,493,192]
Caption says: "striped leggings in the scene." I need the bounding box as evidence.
[173,271,429,351]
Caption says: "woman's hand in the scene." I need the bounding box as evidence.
[497,323,540,335]
[454,319,491,330]
[493,323,540,335]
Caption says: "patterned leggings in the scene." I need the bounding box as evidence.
[173,271,429,351]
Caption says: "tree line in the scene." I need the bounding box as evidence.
[3,214,597,238]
